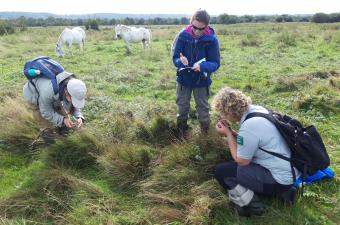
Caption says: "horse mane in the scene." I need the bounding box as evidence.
[119,25,133,32]
[57,28,70,45]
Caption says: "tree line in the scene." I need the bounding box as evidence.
[1,12,339,35]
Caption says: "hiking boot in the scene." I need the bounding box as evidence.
[233,194,265,217]
[200,121,210,134]
[176,120,190,141]
[279,187,297,206]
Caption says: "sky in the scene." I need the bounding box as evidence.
[0,0,339,15]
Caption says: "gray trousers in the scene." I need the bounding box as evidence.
[176,83,210,124]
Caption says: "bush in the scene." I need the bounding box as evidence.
[85,19,99,30]
[0,20,15,36]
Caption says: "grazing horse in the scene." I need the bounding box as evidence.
[55,27,86,57]
[114,24,151,52]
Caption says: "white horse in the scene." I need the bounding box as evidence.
[55,27,86,57]
[114,24,151,52]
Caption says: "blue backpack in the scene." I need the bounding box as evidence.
[23,56,64,95]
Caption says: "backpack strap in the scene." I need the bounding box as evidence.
[244,112,297,183]
[28,79,40,106]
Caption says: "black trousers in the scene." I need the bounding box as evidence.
[214,162,292,196]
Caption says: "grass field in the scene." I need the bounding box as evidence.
[0,23,339,225]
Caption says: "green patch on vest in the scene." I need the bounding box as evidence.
[237,135,244,145]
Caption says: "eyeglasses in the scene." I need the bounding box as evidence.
[192,24,206,31]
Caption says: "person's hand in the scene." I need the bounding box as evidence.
[76,118,83,128]
[216,120,230,137]
[220,119,238,137]
[192,63,201,72]
[63,117,75,128]
[179,53,188,66]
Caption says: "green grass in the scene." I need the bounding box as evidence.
[0,23,339,224]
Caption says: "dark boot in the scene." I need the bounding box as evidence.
[200,121,210,134]
[233,194,265,217]
[177,120,190,141]
[279,187,297,206]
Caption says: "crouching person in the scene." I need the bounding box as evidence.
[212,87,297,216]
[23,57,87,143]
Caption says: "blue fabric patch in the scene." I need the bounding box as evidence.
[293,167,335,188]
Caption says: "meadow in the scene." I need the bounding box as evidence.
[0,22,339,225]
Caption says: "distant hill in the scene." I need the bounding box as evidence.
[0,12,189,19]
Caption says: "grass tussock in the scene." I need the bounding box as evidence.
[272,76,310,92]
[45,131,105,169]
[136,115,177,146]
[329,76,340,89]
[277,31,297,47]
[272,71,339,92]
[0,97,40,150]
[105,114,135,143]
[185,180,228,225]
[143,179,227,224]
[0,169,102,223]
[65,196,118,225]
[148,206,186,224]
[240,33,261,47]
[99,144,156,189]
[293,94,340,115]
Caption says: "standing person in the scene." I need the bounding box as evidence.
[23,57,87,142]
[212,87,297,216]
[172,9,220,139]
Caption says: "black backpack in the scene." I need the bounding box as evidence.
[245,110,330,181]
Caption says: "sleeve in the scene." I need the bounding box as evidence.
[38,93,64,127]
[72,108,84,120]
[200,37,220,74]
[236,123,260,160]
[172,34,185,68]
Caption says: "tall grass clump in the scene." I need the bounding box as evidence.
[45,131,104,170]
[0,169,102,223]
[136,115,177,146]
[142,157,227,224]
[99,144,157,189]
[329,76,340,89]
[185,180,228,225]
[0,97,40,150]
[191,131,232,173]
[293,93,340,115]
[240,33,261,47]
[272,75,310,92]
[277,31,297,47]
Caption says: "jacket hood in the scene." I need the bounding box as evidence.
[179,25,216,42]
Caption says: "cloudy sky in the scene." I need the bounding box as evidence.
[0,0,339,15]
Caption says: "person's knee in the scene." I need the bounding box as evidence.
[214,162,237,179]
[214,163,225,179]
